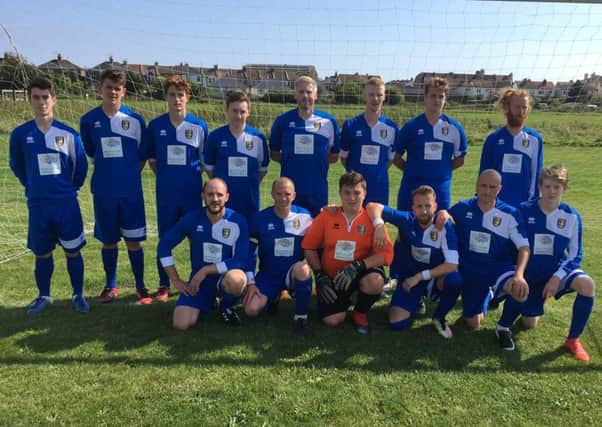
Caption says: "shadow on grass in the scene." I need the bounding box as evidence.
[0,296,599,373]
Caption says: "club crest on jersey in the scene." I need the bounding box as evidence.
[522,137,529,148]
[55,136,64,147]
[430,230,438,241]
[121,120,130,130]
[357,224,366,234]
[442,127,449,136]
[185,129,193,139]
[222,228,231,238]
[313,120,321,130]
[557,218,566,229]
[380,128,388,139]
[492,216,502,227]
[293,218,301,229]
[245,138,254,150]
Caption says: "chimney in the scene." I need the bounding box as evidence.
[57,53,63,62]
[109,56,114,64]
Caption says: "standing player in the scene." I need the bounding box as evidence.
[302,172,394,333]
[203,90,269,222]
[504,165,594,361]
[479,88,543,207]
[158,178,249,330]
[270,76,340,216]
[10,77,88,314]
[448,169,530,351]
[80,69,151,304]
[393,77,467,211]
[147,76,208,302]
[340,77,397,205]
[243,178,313,336]
[366,186,462,338]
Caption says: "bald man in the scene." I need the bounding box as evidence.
[448,170,530,351]
[157,178,249,330]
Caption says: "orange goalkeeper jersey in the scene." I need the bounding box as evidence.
[301,207,394,278]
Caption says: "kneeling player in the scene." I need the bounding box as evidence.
[243,178,313,335]
[367,185,461,338]
[158,178,249,330]
[302,172,394,334]
[448,170,530,351]
[505,165,595,361]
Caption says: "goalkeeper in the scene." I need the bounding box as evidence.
[301,172,393,333]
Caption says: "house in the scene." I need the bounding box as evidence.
[38,53,85,80]
[516,79,554,101]
[411,70,513,102]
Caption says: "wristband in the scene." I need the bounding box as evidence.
[373,218,385,227]
[421,269,431,281]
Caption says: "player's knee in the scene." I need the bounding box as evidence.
[244,304,262,318]
[389,307,411,326]
[573,275,595,297]
[359,272,384,294]
[125,241,141,251]
[521,316,539,329]
[103,243,118,250]
[222,270,247,295]
[321,313,346,327]
[64,250,80,258]
[389,317,412,331]
[36,252,53,259]
[291,262,311,281]
[173,316,194,331]
[442,272,463,292]
[465,314,481,330]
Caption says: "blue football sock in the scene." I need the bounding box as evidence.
[127,248,145,290]
[498,296,523,328]
[66,253,84,295]
[157,256,169,288]
[568,294,594,339]
[389,317,411,331]
[219,290,239,311]
[432,272,462,322]
[101,248,118,289]
[34,256,54,297]
[292,277,312,318]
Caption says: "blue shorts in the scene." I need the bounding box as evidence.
[93,193,146,244]
[27,198,86,256]
[293,192,326,218]
[255,265,296,302]
[175,274,223,314]
[522,270,585,317]
[461,264,515,318]
[397,177,451,211]
[390,275,441,314]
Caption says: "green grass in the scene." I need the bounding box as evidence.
[1,107,601,425]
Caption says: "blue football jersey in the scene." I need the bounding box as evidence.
[269,109,340,210]
[158,208,249,278]
[479,126,543,207]
[248,205,312,280]
[80,105,147,197]
[10,119,87,203]
[449,198,529,273]
[382,206,459,275]
[204,124,269,220]
[147,112,207,204]
[340,114,397,205]
[520,199,582,284]
[394,113,467,181]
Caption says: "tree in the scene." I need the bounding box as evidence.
[385,85,403,105]
[334,82,362,104]
[567,81,587,103]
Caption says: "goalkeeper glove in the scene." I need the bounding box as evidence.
[333,260,366,291]
[314,270,337,304]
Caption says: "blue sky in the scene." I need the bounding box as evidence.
[1,0,601,82]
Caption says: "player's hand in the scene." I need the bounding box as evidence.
[402,274,421,292]
[542,276,561,302]
[174,278,194,296]
[243,283,259,306]
[315,271,337,304]
[333,260,366,291]
[189,267,208,294]
[509,275,529,302]
[435,210,452,230]
[373,224,387,248]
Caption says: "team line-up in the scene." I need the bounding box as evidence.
[9,71,595,362]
